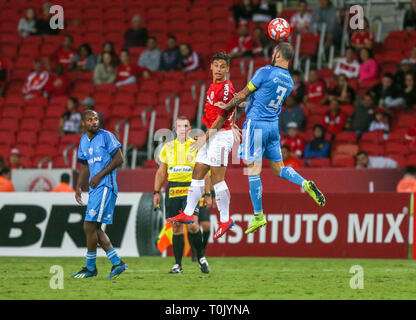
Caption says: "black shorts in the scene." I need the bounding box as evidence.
[165,181,210,222]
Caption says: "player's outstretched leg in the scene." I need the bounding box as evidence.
[245,162,267,234]
[272,162,326,207]
[188,217,210,274]
[212,180,234,240]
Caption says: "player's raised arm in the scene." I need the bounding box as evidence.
[215,85,252,111]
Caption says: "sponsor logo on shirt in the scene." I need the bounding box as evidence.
[169,186,190,198]
[88,157,103,164]
[168,165,193,173]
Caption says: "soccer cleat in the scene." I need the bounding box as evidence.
[245,213,267,234]
[303,181,326,207]
[167,210,194,224]
[199,257,210,274]
[213,219,234,240]
[108,261,128,279]
[71,266,98,279]
[169,264,183,274]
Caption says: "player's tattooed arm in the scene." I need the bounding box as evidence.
[89,149,124,188]
[215,86,251,111]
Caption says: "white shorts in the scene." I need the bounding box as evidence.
[195,130,234,167]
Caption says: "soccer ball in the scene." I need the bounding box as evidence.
[267,18,291,41]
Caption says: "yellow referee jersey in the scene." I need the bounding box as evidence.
[158,138,197,183]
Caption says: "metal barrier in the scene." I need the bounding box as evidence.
[191,80,206,129]
[37,157,52,169]
[164,93,180,130]
[63,144,78,170]
[115,119,130,169]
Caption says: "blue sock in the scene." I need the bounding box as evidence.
[248,175,263,214]
[86,251,96,271]
[279,167,306,187]
[106,248,121,266]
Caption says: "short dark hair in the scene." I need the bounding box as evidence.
[82,109,98,120]
[68,96,78,106]
[281,145,291,152]
[356,151,368,158]
[405,165,416,175]
[275,42,294,61]
[61,173,70,183]
[212,52,231,66]
[120,49,129,55]
[0,167,10,176]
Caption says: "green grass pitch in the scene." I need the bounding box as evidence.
[0,256,415,300]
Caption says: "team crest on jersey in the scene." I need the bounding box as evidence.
[89,147,93,155]
[187,154,194,163]
[89,209,96,216]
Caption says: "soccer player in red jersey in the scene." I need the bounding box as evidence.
[168,53,237,240]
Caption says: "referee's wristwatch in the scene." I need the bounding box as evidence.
[153,190,160,195]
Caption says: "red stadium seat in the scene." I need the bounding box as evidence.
[2,106,23,119]
[128,129,148,149]
[407,154,416,166]
[23,106,45,119]
[331,157,355,167]
[20,118,42,132]
[360,131,384,144]
[386,154,407,167]
[0,118,19,132]
[334,131,357,144]
[332,144,359,157]
[358,142,384,156]
[129,117,146,130]
[307,158,331,168]
[34,144,57,157]
[60,134,81,146]
[16,131,37,146]
[384,142,409,156]
[38,131,60,146]
[0,131,16,146]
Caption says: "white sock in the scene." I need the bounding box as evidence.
[184,179,205,216]
[214,181,231,223]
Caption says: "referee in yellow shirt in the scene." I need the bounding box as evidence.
[153,116,212,274]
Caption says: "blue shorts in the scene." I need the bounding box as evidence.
[238,119,282,163]
[85,186,117,224]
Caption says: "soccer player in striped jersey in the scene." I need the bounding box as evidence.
[215,42,326,234]
[72,110,128,279]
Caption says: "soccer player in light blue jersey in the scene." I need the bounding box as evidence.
[216,42,326,234]
[72,110,128,279]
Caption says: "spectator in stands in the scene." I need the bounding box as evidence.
[18,7,40,38]
[405,124,416,152]
[290,0,312,34]
[37,2,60,36]
[8,148,24,169]
[179,44,200,72]
[98,41,119,65]
[408,45,416,65]
[350,18,374,50]
[231,0,255,27]
[252,26,273,56]
[310,0,341,49]
[160,36,182,71]
[303,124,330,159]
[58,97,81,136]
[115,49,149,88]
[124,14,148,49]
[404,0,416,30]
[22,59,49,100]
[328,74,355,105]
[355,151,397,169]
[72,43,97,72]
[281,145,300,168]
[367,73,404,108]
[304,69,327,107]
[44,64,69,98]
[397,166,416,193]
[401,72,416,108]
[81,97,104,128]
[53,34,76,72]
[252,0,278,23]
[138,36,162,72]
[226,20,254,58]
[51,173,75,192]
[350,94,376,136]
[334,46,360,79]
[93,52,117,86]
[0,167,15,192]
[291,70,306,104]
[358,47,378,82]
[395,59,413,89]
[281,122,306,158]
[368,108,389,133]
[279,95,305,133]
[0,52,8,96]
[322,98,347,136]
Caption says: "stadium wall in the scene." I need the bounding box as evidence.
[0,192,412,259]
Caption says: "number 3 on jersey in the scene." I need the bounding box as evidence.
[268,85,287,109]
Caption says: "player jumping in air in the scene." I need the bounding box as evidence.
[167,53,237,240]
[72,110,128,279]
[215,42,326,235]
